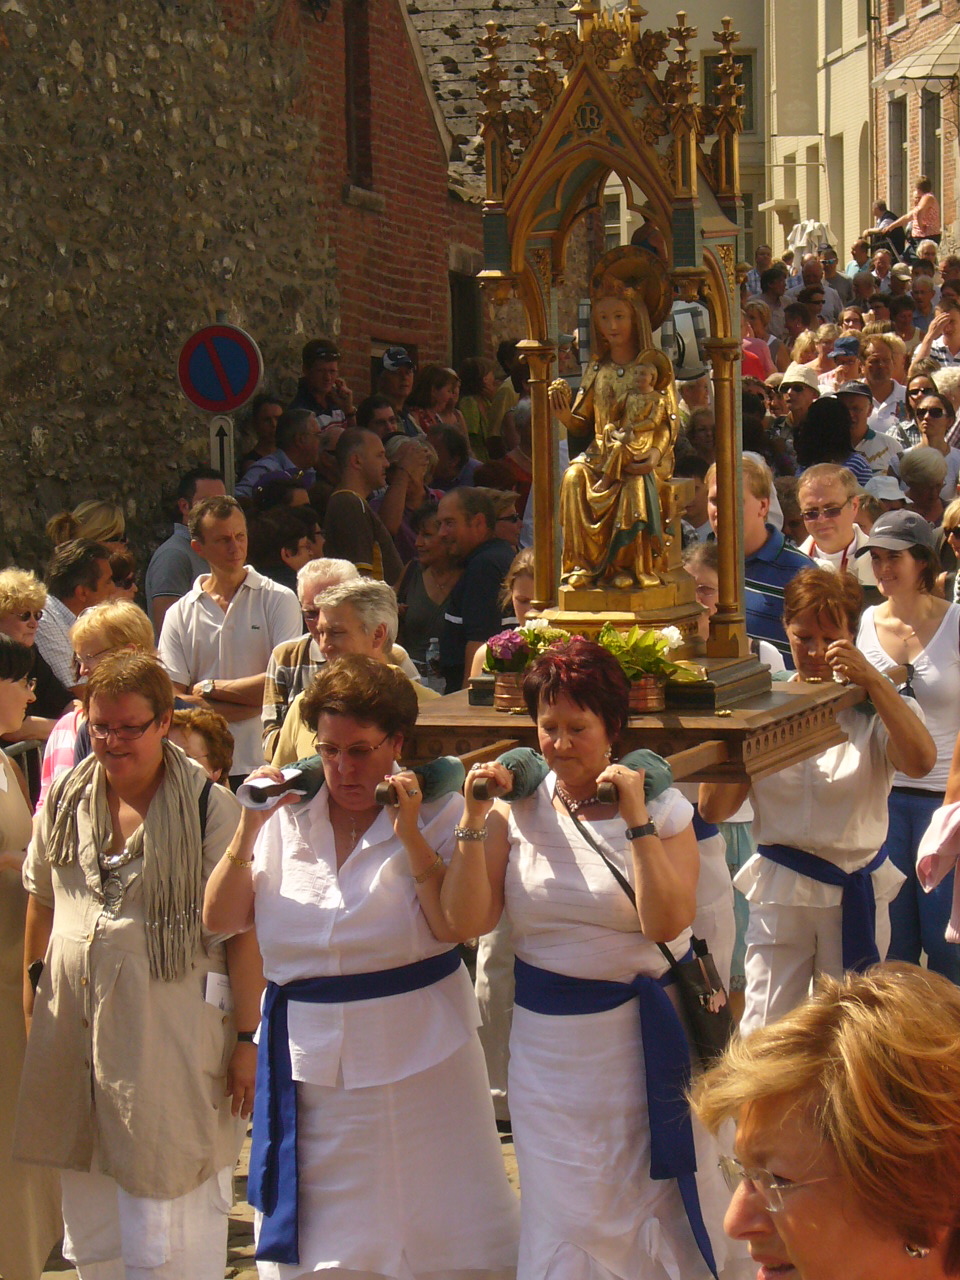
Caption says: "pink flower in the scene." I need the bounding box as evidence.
[488,630,529,661]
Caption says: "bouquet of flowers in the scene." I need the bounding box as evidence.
[597,622,704,683]
[483,618,573,674]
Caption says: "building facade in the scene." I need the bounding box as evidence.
[761,0,872,258]
[872,1,958,250]
[603,1,766,261]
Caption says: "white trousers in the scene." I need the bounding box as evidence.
[60,1164,233,1280]
[692,883,736,993]
[475,915,515,1124]
[740,899,891,1036]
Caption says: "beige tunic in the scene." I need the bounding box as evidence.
[14,764,245,1199]
[0,751,62,1280]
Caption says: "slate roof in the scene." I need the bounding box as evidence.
[404,0,575,200]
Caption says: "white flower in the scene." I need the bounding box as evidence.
[524,616,549,631]
[659,626,683,650]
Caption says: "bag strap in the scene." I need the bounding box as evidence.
[556,787,687,978]
[199,776,213,841]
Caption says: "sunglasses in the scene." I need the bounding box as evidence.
[113,575,136,590]
[946,528,960,540]
[917,407,947,420]
[16,609,43,622]
[800,500,851,523]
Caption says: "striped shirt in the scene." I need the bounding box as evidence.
[745,527,815,668]
[261,633,320,758]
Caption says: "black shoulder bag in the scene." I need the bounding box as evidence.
[558,795,735,1069]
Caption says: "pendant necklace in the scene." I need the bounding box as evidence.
[98,840,142,918]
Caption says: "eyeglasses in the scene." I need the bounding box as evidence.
[917,407,947,420]
[89,717,159,741]
[75,646,112,669]
[112,575,136,590]
[15,609,43,622]
[694,583,719,600]
[801,500,851,523]
[313,732,391,763]
[719,1155,832,1214]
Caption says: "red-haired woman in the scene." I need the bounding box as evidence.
[702,567,935,1035]
[442,638,732,1280]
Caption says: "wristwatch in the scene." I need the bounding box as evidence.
[199,679,216,698]
[625,820,657,841]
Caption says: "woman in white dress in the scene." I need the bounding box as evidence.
[702,567,935,1035]
[203,654,519,1280]
[441,638,733,1280]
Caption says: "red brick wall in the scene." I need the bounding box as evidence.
[220,0,484,398]
[873,1,958,249]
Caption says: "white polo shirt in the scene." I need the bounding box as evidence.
[159,567,303,774]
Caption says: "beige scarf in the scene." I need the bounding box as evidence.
[46,740,206,982]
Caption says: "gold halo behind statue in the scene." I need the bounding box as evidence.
[589,245,673,338]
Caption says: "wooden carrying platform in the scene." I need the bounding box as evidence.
[404,681,863,783]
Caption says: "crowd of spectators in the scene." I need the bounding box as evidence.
[6,287,960,1280]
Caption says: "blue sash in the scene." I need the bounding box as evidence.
[513,957,718,1280]
[692,804,720,843]
[758,843,887,971]
[248,948,462,1264]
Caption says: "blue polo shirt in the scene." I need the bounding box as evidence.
[745,526,815,668]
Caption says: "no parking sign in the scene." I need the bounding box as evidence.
[178,324,263,489]
[178,324,263,413]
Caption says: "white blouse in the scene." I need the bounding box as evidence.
[252,785,478,1090]
[736,705,910,908]
[505,775,694,984]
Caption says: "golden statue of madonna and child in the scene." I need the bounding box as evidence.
[550,247,682,593]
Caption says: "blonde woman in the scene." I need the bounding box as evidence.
[46,499,126,551]
[0,567,73,739]
[745,300,791,373]
[693,966,960,1280]
[37,599,155,809]
[810,324,840,380]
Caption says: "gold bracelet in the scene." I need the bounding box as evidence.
[226,848,254,869]
[414,853,444,884]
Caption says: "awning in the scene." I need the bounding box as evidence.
[872,23,960,89]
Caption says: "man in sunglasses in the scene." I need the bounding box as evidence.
[818,243,853,306]
[37,539,115,694]
[796,463,880,602]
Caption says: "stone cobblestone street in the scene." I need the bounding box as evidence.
[40,1133,519,1279]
